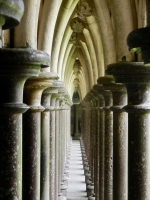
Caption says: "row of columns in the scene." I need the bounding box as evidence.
[0,47,72,200]
[80,11,150,199]
[81,64,150,200]
[0,2,73,199]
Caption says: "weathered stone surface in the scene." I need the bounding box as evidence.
[0,48,41,200]
[104,82,128,200]
[98,76,114,200]
[0,48,50,67]
[41,72,58,200]
[106,61,150,200]
[0,0,24,29]
[23,71,53,200]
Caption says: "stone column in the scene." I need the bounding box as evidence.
[106,61,150,200]
[80,102,85,144]
[58,103,67,200]
[81,100,89,162]
[63,93,72,165]
[55,96,61,200]
[97,76,114,200]
[59,98,68,198]
[75,104,79,134]
[84,97,92,169]
[49,88,58,200]
[103,82,128,200]
[40,73,59,200]
[89,94,96,185]
[23,70,53,200]
[61,96,71,197]
[81,95,93,196]
[93,84,105,200]
[50,81,67,200]
[56,89,70,200]
[92,86,105,200]
[0,48,43,200]
[80,100,90,177]
[87,92,99,199]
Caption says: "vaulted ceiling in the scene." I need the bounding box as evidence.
[2,0,147,100]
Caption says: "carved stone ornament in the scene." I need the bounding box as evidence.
[77,2,92,21]
[70,17,85,33]
[69,33,81,48]
[69,33,77,44]
[73,78,80,87]
[73,60,81,81]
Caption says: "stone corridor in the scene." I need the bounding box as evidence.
[67,140,87,200]
[1,0,150,200]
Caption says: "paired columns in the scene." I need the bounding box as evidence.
[23,71,56,200]
[40,73,59,200]
[0,48,43,200]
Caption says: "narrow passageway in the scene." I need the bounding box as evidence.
[67,140,87,200]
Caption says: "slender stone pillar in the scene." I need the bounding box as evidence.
[0,48,45,200]
[49,81,67,200]
[82,94,93,198]
[92,86,105,200]
[89,94,97,186]
[63,93,72,165]
[106,61,150,200]
[97,76,114,200]
[60,99,68,197]
[86,100,91,168]
[56,97,63,198]
[80,100,88,170]
[67,97,72,147]
[81,100,91,164]
[75,104,79,134]
[103,82,128,200]
[61,93,69,163]
[84,94,93,183]
[93,84,105,200]
[23,70,53,200]
[55,96,61,200]
[59,102,65,192]
[73,104,81,139]
[87,92,99,199]
[56,90,70,200]
[49,88,58,200]
[40,73,59,200]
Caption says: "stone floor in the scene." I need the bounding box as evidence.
[67,140,88,200]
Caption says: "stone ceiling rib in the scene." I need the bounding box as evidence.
[93,0,116,66]
[51,0,79,72]
[37,0,63,55]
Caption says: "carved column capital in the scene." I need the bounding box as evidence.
[70,17,85,33]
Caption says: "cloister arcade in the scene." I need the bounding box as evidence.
[0,0,149,200]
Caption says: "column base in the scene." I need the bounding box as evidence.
[58,193,67,200]
[88,194,95,200]
[61,182,68,197]
[87,183,94,197]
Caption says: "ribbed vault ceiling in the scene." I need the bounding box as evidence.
[2,0,147,101]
